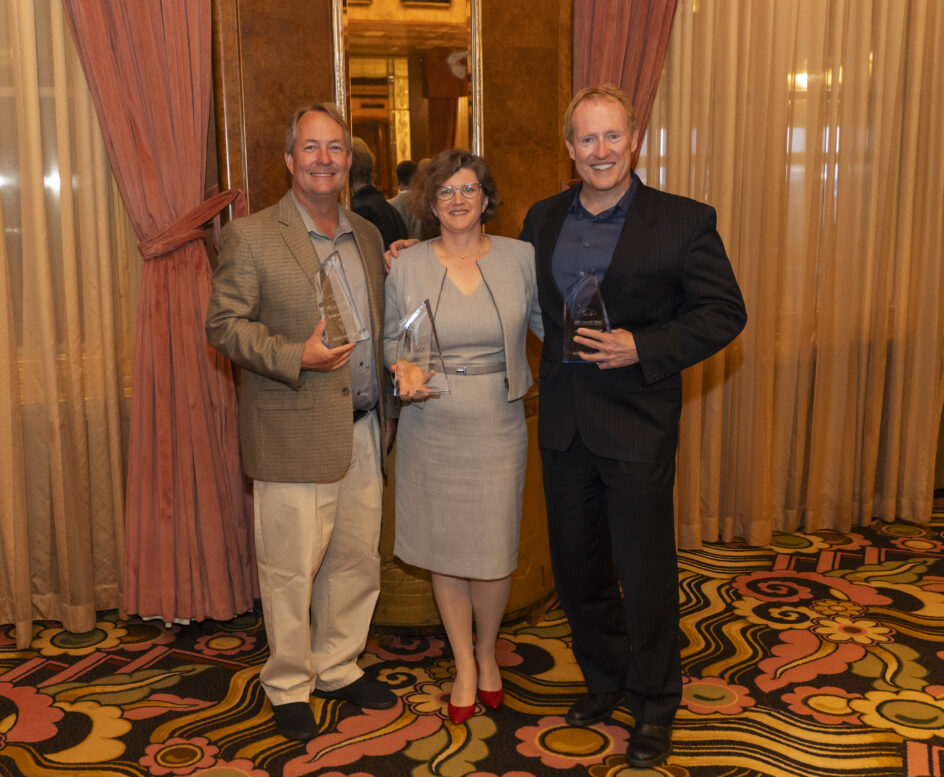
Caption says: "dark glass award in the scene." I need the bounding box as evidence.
[562,270,611,363]
[315,252,370,348]
[393,299,450,397]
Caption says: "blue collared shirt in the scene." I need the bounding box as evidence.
[550,174,639,296]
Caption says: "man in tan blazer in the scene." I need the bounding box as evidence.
[206,102,396,740]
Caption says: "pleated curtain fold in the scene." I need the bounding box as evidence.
[632,0,944,544]
[1,0,143,649]
[61,0,257,624]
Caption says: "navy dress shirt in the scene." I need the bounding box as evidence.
[550,174,639,296]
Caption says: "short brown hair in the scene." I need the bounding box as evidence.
[562,84,637,143]
[285,102,351,154]
[408,149,502,227]
[350,137,375,186]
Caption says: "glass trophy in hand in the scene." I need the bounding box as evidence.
[393,299,450,398]
[563,269,611,362]
[315,252,370,348]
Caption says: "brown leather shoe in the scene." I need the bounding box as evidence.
[628,722,672,767]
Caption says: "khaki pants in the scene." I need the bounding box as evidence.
[253,411,382,706]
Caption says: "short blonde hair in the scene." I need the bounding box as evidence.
[563,84,637,143]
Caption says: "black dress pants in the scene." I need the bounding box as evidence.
[542,431,682,726]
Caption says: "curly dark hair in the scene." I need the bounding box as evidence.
[408,149,502,227]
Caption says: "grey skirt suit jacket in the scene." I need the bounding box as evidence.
[382,235,543,395]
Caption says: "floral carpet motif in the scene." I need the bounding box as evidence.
[2,508,944,777]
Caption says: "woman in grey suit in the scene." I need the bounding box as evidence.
[384,150,542,724]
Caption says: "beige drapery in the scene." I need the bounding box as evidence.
[636,0,944,546]
[0,0,139,648]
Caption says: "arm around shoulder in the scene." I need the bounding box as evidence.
[522,240,543,340]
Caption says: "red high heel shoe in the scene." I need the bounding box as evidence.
[448,700,475,724]
[477,687,504,709]
[475,657,504,709]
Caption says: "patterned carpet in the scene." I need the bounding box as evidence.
[3,505,944,776]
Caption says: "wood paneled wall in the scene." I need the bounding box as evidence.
[482,0,574,239]
[212,0,336,214]
[212,0,574,223]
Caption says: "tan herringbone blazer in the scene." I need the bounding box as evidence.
[206,191,391,483]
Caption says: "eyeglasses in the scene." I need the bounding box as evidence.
[436,182,483,200]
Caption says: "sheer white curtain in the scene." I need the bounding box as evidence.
[0,0,138,648]
[636,0,944,545]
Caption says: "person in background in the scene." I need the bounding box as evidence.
[520,84,747,768]
[206,102,397,742]
[388,159,423,240]
[383,149,542,725]
[351,137,408,251]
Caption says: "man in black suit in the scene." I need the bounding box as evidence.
[520,84,746,768]
[350,137,408,251]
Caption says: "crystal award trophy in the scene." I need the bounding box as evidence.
[562,269,611,363]
[315,252,370,348]
[393,299,450,397]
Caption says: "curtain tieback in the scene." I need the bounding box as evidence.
[138,187,248,260]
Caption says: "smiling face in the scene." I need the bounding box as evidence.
[284,110,352,205]
[431,167,488,237]
[565,96,637,210]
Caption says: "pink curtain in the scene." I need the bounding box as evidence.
[62,1,257,622]
[573,0,679,165]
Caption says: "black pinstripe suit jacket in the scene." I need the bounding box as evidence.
[520,176,747,463]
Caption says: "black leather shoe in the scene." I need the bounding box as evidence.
[628,723,672,767]
[272,701,316,740]
[313,676,397,710]
[564,691,623,727]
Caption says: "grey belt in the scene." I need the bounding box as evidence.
[444,362,506,376]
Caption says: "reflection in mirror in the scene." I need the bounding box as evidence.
[340,0,477,199]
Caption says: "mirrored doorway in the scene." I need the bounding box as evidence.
[339,0,478,198]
